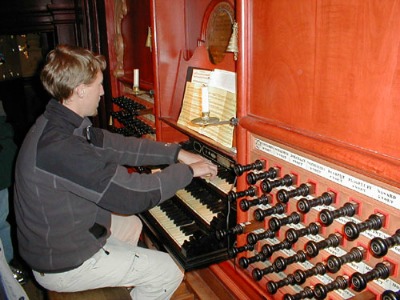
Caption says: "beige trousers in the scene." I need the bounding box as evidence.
[33,214,184,300]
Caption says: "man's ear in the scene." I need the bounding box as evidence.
[76,85,86,98]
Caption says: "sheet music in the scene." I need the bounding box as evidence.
[191,69,212,85]
[209,69,236,94]
[177,81,236,149]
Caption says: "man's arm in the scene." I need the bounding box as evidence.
[178,149,218,179]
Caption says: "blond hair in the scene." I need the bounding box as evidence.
[40,45,106,102]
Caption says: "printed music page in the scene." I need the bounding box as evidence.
[177,81,236,149]
[191,69,212,85]
[209,69,236,94]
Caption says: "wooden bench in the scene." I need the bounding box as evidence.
[44,266,241,300]
[47,287,131,300]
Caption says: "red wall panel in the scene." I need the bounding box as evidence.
[241,0,400,185]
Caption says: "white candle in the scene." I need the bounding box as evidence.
[133,69,139,87]
[201,86,209,113]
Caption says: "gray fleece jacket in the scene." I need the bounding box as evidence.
[14,99,193,272]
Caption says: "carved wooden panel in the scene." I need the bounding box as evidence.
[204,1,234,64]
[113,0,127,77]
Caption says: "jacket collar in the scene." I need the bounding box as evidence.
[44,99,92,130]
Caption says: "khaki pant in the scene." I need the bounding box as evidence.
[33,214,184,300]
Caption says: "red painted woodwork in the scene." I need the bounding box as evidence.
[162,46,235,121]
[199,0,235,46]
[151,0,236,143]
[103,0,119,99]
[121,0,153,89]
[104,0,153,94]
[209,261,267,300]
[159,45,236,152]
[150,0,187,142]
[101,0,400,298]
[237,0,400,187]
[230,1,400,298]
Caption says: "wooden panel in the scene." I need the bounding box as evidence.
[248,0,316,128]
[185,268,238,299]
[0,0,53,34]
[152,0,186,125]
[241,0,400,185]
[167,45,235,120]
[314,1,400,159]
[122,0,153,88]
[185,0,213,55]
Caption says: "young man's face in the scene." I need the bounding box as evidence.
[83,71,104,117]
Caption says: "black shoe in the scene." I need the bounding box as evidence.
[9,264,28,285]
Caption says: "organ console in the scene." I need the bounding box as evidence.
[233,159,264,176]
[246,228,275,245]
[260,173,297,194]
[139,138,237,270]
[261,239,293,258]
[344,213,385,241]
[268,212,302,232]
[305,233,343,258]
[296,191,336,214]
[318,202,359,226]
[215,219,263,240]
[228,134,400,299]
[239,194,271,212]
[293,262,328,285]
[228,243,254,259]
[313,275,349,300]
[102,0,400,299]
[246,166,280,185]
[253,202,286,221]
[285,222,321,244]
[227,186,257,202]
[350,261,394,292]
[283,286,314,300]
[276,182,315,204]
[325,246,366,273]
[370,229,400,258]
[382,290,400,300]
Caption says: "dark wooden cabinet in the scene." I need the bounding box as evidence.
[0,0,106,142]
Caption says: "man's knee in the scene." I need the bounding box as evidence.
[163,255,184,284]
[130,215,143,232]
[111,214,143,244]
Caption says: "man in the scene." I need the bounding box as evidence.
[14,44,218,299]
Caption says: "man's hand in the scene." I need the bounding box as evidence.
[177,149,208,164]
[178,149,218,179]
[189,160,218,180]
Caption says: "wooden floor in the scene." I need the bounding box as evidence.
[22,267,236,300]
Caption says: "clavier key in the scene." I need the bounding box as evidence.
[176,189,217,224]
[205,167,236,194]
[148,205,192,246]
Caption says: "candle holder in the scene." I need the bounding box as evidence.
[191,112,220,126]
[191,114,238,127]
[132,86,140,95]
